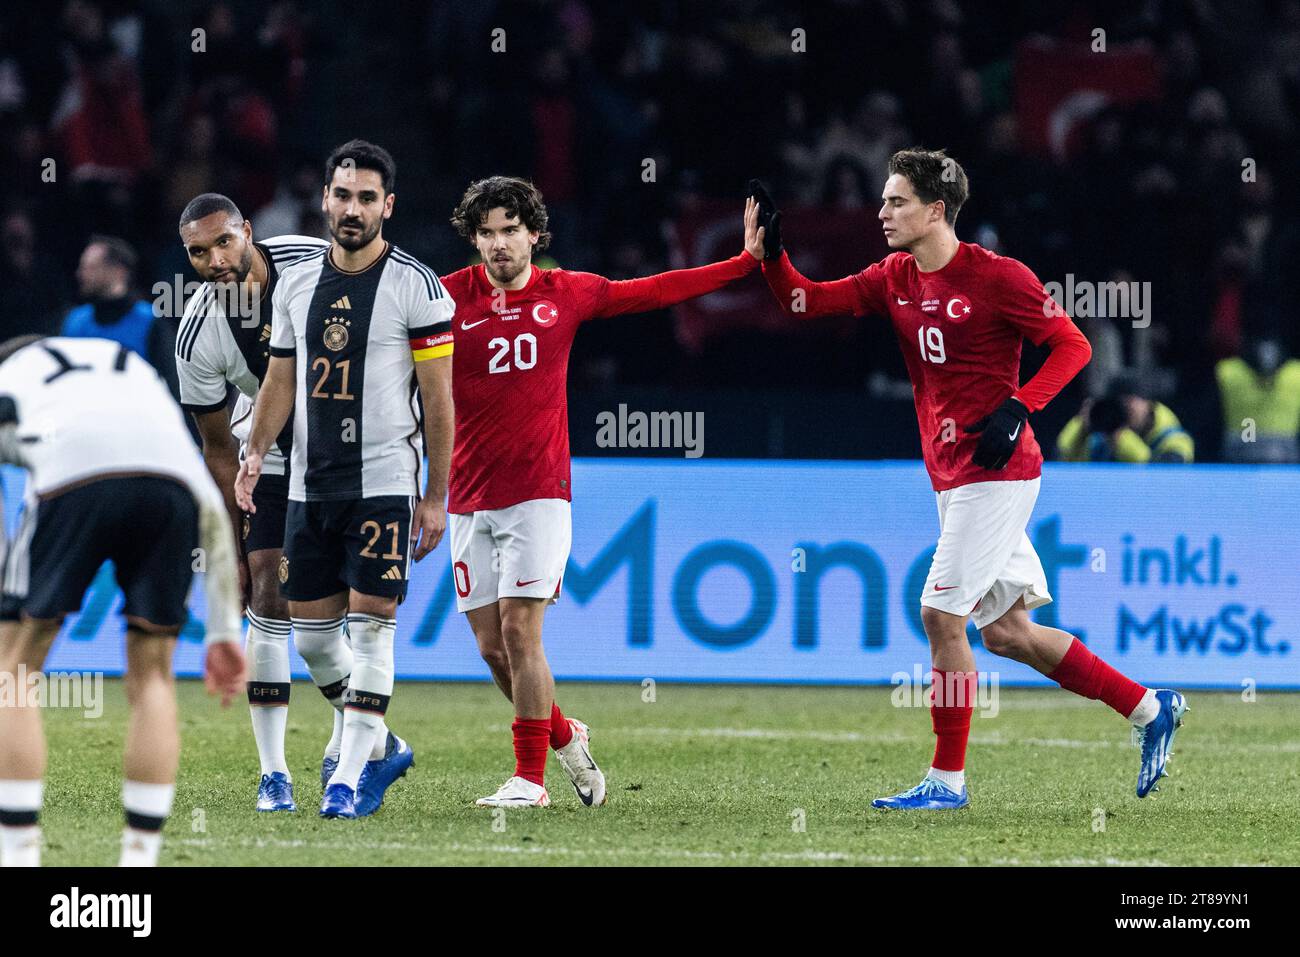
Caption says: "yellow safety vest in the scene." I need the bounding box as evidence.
[1057,402,1193,463]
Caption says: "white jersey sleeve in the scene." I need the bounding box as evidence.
[269,271,297,355]
[175,287,230,413]
[390,247,455,359]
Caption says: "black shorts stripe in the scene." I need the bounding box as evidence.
[182,398,230,416]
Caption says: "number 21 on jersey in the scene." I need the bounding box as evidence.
[917,325,946,363]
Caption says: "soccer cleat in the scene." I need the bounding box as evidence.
[319,782,357,819]
[475,775,550,808]
[256,772,297,812]
[1135,689,1188,798]
[871,777,969,810]
[354,733,415,817]
[553,719,607,807]
[320,753,339,788]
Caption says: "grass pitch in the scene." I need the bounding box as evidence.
[36,680,1298,866]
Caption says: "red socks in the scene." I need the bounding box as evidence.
[549,702,574,750]
[930,669,978,772]
[512,718,551,786]
[1048,637,1146,718]
[511,703,575,786]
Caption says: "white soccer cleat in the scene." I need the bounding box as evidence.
[475,775,550,808]
[554,719,607,807]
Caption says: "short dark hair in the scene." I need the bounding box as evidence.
[326,139,396,194]
[887,148,969,226]
[450,176,551,251]
[178,192,243,230]
[86,235,138,276]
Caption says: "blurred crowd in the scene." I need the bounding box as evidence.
[0,0,1297,461]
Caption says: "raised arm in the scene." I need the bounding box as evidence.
[583,196,758,319]
[592,253,758,319]
[746,180,873,319]
[761,251,870,319]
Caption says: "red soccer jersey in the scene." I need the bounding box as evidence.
[765,242,1073,491]
[442,253,756,513]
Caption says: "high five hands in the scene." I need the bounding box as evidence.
[745,180,783,260]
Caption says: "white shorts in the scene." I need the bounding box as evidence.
[449,498,571,614]
[921,477,1052,630]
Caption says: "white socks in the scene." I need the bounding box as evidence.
[246,612,292,777]
[294,616,353,760]
[120,780,174,867]
[927,767,965,792]
[1128,689,1159,726]
[3,779,178,867]
[0,779,43,867]
[331,614,396,789]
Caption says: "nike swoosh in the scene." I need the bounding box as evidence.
[461,317,490,330]
[515,578,542,587]
[1009,423,1022,440]
[895,297,910,305]
[933,584,959,591]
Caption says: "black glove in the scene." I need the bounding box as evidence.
[963,397,1029,470]
[747,179,783,259]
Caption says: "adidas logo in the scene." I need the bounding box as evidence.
[331,296,352,310]
[381,566,404,581]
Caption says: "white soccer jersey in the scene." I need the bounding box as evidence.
[269,242,454,501]
[175,234,328,475]
[0,337,242,643]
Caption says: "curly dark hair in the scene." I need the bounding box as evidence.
[450,176,551,251]
[887,147,969,226]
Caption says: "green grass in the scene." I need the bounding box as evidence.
[36,680,1299,866]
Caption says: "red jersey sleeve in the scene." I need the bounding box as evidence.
[998,257,1070,346]
[580,252,758,320]
[1012,319,1092,412]
[761,251,890,318]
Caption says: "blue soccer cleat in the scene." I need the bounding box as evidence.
[355,732,415,817]
[256,772,297,812]
[1135,689,1188,798]
[872,777,969,810]
[320,782,357,819]
[321,753,338,788]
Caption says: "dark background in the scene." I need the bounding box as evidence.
[1,0,1296,460]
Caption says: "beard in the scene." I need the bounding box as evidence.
[331,213,381,251]
[205,244,255,284]
[485,254,527,285]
